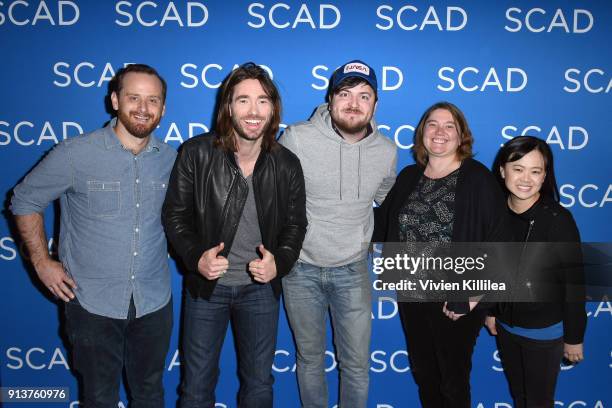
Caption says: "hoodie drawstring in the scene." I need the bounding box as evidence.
[357,146,362,199]
[339,144,364,200]
[339,144,343,200]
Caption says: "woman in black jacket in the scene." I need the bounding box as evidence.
[486,136,586,408]
[373,102,507,407]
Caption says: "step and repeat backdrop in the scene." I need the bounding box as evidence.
[1,1,611,407]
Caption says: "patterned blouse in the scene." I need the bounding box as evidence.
[396,168,458,299]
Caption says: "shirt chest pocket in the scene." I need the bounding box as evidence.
[148,180,168,212]
[87,181,121,217]
[150,180,167,191]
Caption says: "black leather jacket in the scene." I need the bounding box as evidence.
[162,133,307,300]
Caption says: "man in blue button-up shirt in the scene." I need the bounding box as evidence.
[11,64,177,407]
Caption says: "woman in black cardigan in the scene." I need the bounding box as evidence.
[373,102,507,407]
[486,136,586,407]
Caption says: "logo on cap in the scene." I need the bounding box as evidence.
[343,63,370,76]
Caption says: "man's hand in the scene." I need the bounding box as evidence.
[564,343,584,364]
[249,245,277,283]
[197,242,229,280]
[34,258,76,302]
[485,316,497,335]
[14,213,76,302]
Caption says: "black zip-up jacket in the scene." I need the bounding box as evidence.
[162,133,307,300]
[497,196,587,344]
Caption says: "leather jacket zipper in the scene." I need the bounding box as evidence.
[516,219,535,302]
[507,219,535,320]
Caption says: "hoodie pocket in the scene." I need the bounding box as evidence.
[303,220,366,264]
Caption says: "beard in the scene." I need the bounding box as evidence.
[117,109,161,139]
[231,114,271,142]
[330,108,372,136]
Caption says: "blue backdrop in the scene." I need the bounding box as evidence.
[1,1,610,407]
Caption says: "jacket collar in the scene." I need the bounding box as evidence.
[224,145,269,175]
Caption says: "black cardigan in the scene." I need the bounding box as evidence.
[373,158,509,312]
[373,158,507,243]
[497,197,587,344]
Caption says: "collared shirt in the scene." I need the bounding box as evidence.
[11,119,177,319]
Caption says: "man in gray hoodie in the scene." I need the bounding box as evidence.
[279,60,397,408]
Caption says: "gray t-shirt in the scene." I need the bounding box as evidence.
[219,174,262,286]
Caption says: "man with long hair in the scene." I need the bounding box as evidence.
[11,64,176,407]
[162,62,307,408]
[279,60,397,407]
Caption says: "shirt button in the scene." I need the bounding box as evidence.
[136,178,140,184]
[133,252,138,256]
[131,275,135,280]
[135,227,139,232]
[136,203,140,208]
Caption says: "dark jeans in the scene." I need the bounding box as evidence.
[180,283,279,408]
[399,302,485,408]
[64,297,173,408]
[496,323,564,408]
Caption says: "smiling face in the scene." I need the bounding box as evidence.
[329,82,376,137]
[111,72,165,140]
[501,149,546,209]
[229,78,273,143]
[422,108,461,160]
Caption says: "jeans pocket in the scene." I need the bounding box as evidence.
[283,262,302,280]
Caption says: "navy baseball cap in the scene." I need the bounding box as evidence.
[330,60,378,93]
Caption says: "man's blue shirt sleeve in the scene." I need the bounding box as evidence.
[11,141,73,215]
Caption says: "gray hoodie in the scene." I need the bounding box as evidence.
[280,103,397,267]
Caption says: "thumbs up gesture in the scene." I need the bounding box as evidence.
[197,242,229,280]
[249,244,277,283]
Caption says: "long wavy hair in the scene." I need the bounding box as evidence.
[214,62,281,152]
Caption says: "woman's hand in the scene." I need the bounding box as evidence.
[485,316,497,335]
[442,301,478,321]
[564,343,584,363]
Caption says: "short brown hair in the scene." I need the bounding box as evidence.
[214,62,281,152]
[110,64,167,102]
[412,101,474,166]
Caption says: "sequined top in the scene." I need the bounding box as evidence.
[398,169,458,243]
[397,168,458,299]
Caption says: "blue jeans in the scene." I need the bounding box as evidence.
[283,259,371,408]
[180,283,279,408]
[64,297,172,408]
